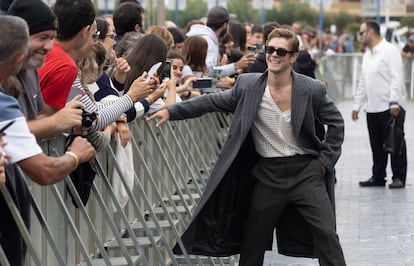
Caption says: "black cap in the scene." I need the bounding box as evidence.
[7,0,58,35]
[207,6,230,25]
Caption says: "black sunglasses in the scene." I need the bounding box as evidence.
[265,46,295,57]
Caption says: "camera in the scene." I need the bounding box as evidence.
[193,78,213,89]
[81,109,97,128]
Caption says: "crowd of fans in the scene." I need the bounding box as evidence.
[1,0,413,264]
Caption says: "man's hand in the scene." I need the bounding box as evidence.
[53,95,83,132]
[234,53,256,70]
[390,106,400,117]
[351,110,359,121]
[146,109,170,127]
[66,136,96,163]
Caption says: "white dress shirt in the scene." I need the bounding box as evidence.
[353,39,406,112]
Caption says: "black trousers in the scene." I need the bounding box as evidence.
[367,109,407,183]
[239,155,345,266]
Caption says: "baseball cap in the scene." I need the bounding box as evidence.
[207,6,231,25]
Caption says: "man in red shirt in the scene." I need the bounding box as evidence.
[38,0,97,114]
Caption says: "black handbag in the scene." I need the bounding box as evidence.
[383,117,404,155]
[65,135,96,208]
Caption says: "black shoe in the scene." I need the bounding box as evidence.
[359,177,386,187]
[388,179,405,189]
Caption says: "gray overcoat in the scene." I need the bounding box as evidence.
[169,71,344,258]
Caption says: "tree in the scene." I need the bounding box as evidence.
[165,0,207,28]
[401,17,414,34]
[227,0,260,25]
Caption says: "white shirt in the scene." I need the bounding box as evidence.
[251,86,304,158]
[353,39,406,113]
[2,117,42,164]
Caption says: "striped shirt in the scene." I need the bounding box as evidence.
[71,78,134,131]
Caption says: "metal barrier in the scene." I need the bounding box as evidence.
[0,112,235,265]
[318,53,413,101]
[2,53,412,265]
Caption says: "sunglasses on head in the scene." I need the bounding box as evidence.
[264,46,295,57]
[92,31,101,41]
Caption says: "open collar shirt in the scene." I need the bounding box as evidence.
[353,39,406,113]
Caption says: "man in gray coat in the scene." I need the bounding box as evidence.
[148,28,346,266]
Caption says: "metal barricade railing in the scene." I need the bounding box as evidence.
[318,53,413,101]
[0,112,235,265]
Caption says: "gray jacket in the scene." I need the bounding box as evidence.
[169,70,344,257]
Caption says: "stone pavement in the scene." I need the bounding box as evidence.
[263,100,414,266]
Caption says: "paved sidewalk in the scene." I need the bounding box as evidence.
[264,100,414,266]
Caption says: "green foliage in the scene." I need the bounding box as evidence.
[164,0,359,36]
[325,11,355,35]
[401,17,414,32]
[266,0,318,27]
[345,22,360,35]
[165,0,208,28]
[227,0,261,25]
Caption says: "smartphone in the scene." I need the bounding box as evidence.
[247,46,256,53]
[193,78,213,89]
[146,62,162,81]
[0,120,15,134]
[159,60,171,81]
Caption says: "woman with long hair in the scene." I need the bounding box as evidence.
[125,33,177,108]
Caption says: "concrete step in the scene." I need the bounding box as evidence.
[104,235,161,253]
[80,255,141,266]
[126,219,179,235]
[151,205,194,217]
[162,193,201,204]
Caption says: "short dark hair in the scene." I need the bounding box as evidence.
[251,25,263,34]
[113,2,145,37]
[53,0,95,41]
[167,27,186,44]
[365,20,380,36]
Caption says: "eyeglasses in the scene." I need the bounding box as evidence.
[105,34,116,40]
[264,46,295,57]
[92,31,100,41]
[359,30,366,37]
